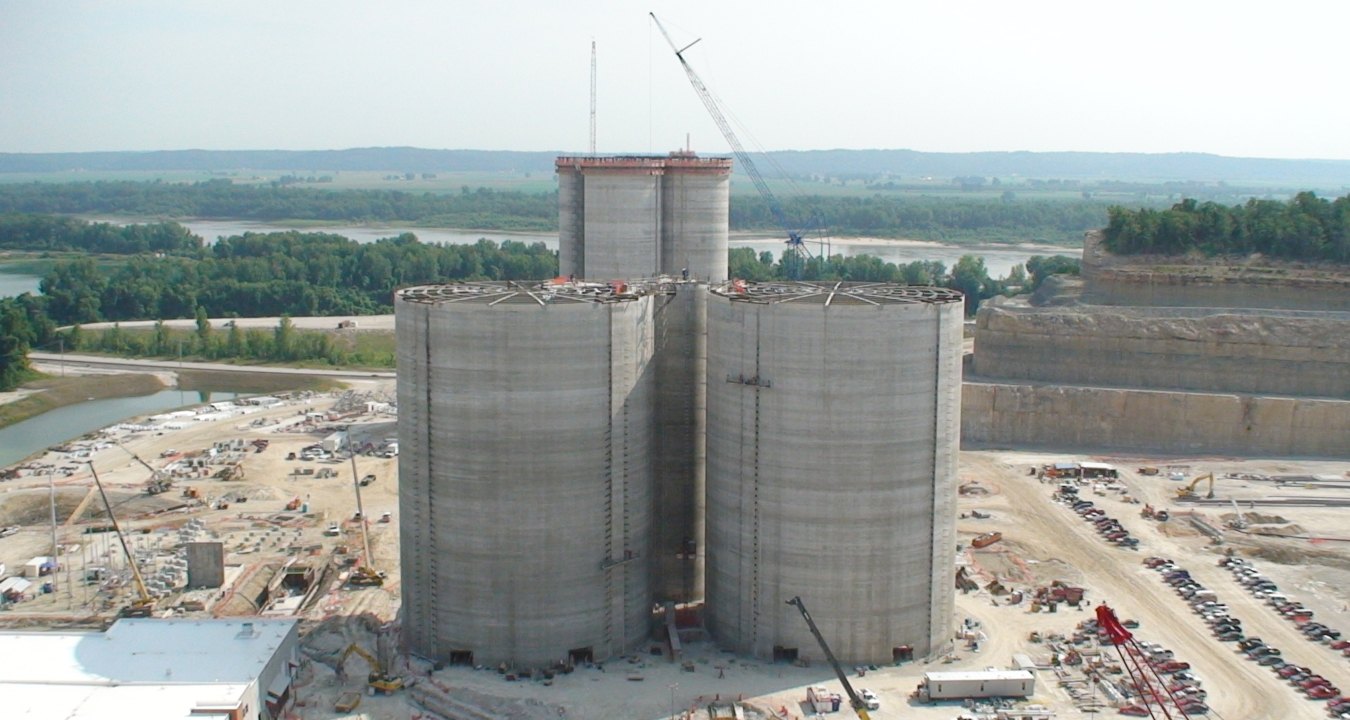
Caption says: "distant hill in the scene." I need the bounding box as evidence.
[2,147,1349,188]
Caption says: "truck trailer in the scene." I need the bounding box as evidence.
[917,670,1035,701]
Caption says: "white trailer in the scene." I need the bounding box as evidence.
[806,686,841,713]
[919,670,1035,701]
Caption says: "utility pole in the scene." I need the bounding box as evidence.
[47,470,59,594]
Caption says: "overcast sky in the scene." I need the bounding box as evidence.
[3,0,1348,159]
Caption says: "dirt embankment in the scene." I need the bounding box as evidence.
[0,374,166,430]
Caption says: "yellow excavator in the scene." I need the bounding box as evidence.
[1176,472,1216,500]
[337,642,404,694]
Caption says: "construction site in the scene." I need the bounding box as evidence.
[2,42,1349,718]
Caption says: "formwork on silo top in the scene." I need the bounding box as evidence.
[702,281,965,665]
[396,280,669,668]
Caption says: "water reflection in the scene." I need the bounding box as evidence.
[0,389,240,468]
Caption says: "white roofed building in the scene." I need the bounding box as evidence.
[0,618,300,719]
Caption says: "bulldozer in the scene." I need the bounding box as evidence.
[337,643,403,695]
[1176,472,1216,499]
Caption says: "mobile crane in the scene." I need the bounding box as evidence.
[345,437,384,587]
[650,13,825,279]
[88,462,156,618]
[787,596,872,720]
[1095,603,1193,718]
[115,442,174,495]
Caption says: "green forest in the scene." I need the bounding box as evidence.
[1103,192,1350,261]
[0,179,1112,243]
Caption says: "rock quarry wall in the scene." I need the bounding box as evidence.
[973,302,1350,399]
[962,382,1349,458]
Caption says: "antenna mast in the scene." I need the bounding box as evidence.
[589,40,597,155]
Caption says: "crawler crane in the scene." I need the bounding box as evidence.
[88,462,156,617]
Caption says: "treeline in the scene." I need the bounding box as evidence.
[0,180,556,231]
[0,214,202,255]
[728,248,1079,315]
[63,317,391,368]
[39,231,557,325]
[0,180,1110,242]
[732,195,1111,242]
[1103,192,1350,261]
[0,220,559,389]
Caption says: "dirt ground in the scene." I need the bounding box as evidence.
[2,384,1348,719]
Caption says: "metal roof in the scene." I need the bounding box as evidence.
[0,618,296,719]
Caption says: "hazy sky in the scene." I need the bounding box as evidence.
[3,0,1348,158]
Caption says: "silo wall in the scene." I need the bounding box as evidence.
[662,171,730,282]
[704,290,963,664]
[650,282,708,602]
[583,173,661,280]
[557,166,585,278]
[397,287,655,667]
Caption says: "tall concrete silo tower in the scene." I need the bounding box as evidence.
[396,282,656,667]
[556,153,730,282]
[703,282,965,664]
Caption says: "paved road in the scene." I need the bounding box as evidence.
[29,352,395,380]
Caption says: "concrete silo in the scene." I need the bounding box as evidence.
[397,281,656,667]
[703,281,964,664]
[661,153,731,283]
[556,154,731,282]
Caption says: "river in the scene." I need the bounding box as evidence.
[174,220,1078,279]
[0,267,42,298]
[0,389,238,468]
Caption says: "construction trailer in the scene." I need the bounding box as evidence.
[807,686,843,713]
[918,670,1035,701]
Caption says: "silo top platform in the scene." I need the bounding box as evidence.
[711,281,964,306]
[397,279,677,306]
[555,154,732,175]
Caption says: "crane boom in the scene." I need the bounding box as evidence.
[787,596,872,720]
[88,462,154,614]
[649,13,809,267]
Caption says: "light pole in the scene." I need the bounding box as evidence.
[668,682,678,719]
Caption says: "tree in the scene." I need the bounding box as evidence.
[949,255,990,315]
[0,333,29,391]
[194,306,212,355]
[273,316,295,361]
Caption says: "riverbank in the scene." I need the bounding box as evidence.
[0,367,342,432]
[0,373,165,430]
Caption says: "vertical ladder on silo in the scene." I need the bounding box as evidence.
[749,313,763,648]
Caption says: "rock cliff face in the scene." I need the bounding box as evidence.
[1080,230,1350,311]
[963,230,1350,458]
[973,300,1350,398]
[962,383,1348,457]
